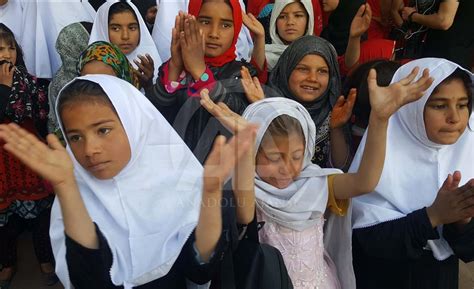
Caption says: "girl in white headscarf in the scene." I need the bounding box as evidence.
[89,1,162,86]
[351,58,474,289]
[200,64,433,289]
[0,75,255,289]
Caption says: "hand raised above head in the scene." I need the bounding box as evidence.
[0,123,75,190]
[368,67,433,121]
[350,4,372,38]
[242,12,265,39]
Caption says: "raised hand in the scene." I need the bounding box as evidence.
[427,171,474,227]
[330,88,357,129]
[180,15,206,81]
[0,62,14,87]
[242,12,265,39]
[200,88,249,134]
[368,67,433,121]
[203,123,257,189]
[350,3,372,38]
[241,66,264,103]
[134,54,155,88]
[0,123,75,189]
[170,11,186,72]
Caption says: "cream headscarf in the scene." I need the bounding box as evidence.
[351,58,474,260]
[49,75,203,289]
[265,0,314,71]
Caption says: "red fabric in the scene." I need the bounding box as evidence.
[0,119,52,210]
[367,0,391,39]
[161,61,217,97]
[188,0,242,67]
[359,39,396,64]
[312,0,323,36]
[247,0,271,16]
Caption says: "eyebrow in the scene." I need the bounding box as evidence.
[428,96,469,102]
[66,120,115,134]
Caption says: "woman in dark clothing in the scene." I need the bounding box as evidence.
[145,0,257,163]
[350,58,474,289]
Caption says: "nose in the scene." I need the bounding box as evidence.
[306,70,318,82]
[278,158,296,178]
[208,23,219,39]
[84,136,101,157]
[287,15,296,25]
[447,106,461,124]
[121,28,130,40]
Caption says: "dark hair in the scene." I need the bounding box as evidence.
[432,68,473,116]
[0,23,25,68]
[343,60,401,128]
[260,114,305,150]
[57,79,116,117]
[108,1,139,24]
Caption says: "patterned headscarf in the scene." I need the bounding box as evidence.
[78,41,140,88]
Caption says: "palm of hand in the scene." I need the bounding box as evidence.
[243,14,265,38]
[330,103,353,129]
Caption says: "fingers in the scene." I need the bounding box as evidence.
[0,123,49,164]
[399,66,420,85]
[356,4,366,17]
[334,95,346,108]
[367,68,377,90]
[364,3,372,19]
[47,134,65,151]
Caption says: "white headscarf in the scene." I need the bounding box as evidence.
[20,0,96,78]
[243,97,355,288]
[351,58,474,260]
[89,0,162,81]
[152,0,253,62]
[0,0,23,40]
[49,75,203,289]
[265,0,314,71]
[243,97,341,230]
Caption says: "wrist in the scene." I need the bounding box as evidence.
[190,64,207,81]
[408,11,417,23]
[426,206,440,227]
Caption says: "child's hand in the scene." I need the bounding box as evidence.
[401,6,417,21]
[180,16,206,81]
[242,12,265,40]
[330,88,357,129]
[134,54,155,88]
[350,4,372,38]
[0,123,75,190]
[426,171,474,227]
[241,66,264,103]
[203,125,257,193]
[0,62,14,87]
[200,88,249,134]
[170,11,186,71]
[368,67,433,121]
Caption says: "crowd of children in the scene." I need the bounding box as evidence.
[0,0,473,289]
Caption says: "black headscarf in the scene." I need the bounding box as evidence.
[269,35,341,128]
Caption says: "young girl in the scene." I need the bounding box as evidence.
[0,74,256,289]
[146,0,258,163]
[351,58,474,289]
[0,23,57,287]
[250,1,371,73]
[201,61,433,289]
[269,35,353,169]
[78,41,140,89]
[89,0,162,87]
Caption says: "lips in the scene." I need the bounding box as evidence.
[206,43,221,49]
[119,44,133,51]
[285,29,298,34]
[300,85,319,93]
[88,161,110,172]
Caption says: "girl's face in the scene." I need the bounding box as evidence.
[276,2,308,44]
[256,133,305,189]
[288,54,330,102]
[61,101,131,180]
[197,1,235,58]
[321,0,340,12]
[0,39,17,66]
[424,79,470,145]
[80,60,116,76]
[108,11,140,55]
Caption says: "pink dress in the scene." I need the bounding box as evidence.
[257,210,341,289]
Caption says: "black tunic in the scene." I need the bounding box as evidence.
[145,60,256,164]
[353,208,474,289]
